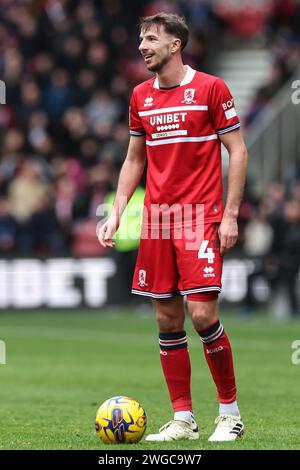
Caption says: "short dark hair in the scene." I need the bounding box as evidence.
[139,12,189,51]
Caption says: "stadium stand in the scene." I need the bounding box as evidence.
[0,1,299,316]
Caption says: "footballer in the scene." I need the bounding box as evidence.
[99,12,248,442]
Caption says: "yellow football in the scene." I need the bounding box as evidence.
[95,396,147,444]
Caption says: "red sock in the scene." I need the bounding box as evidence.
[198,320,237,404]
[159,331,192,412]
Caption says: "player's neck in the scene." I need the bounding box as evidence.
[156,61,187,89]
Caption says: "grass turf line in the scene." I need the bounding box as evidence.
[0,310,299,450]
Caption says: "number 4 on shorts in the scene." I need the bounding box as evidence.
[198,240,214,263]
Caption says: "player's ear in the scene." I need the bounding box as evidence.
[171,38,181,54]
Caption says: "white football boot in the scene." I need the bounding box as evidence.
[208,414,244,442]
[145,420,199,442]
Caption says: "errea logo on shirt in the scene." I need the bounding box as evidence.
[203,266,215,278]
[144,96,153,107]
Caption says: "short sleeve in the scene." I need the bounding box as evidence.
[129,90,146,137]
[209,78,240,135]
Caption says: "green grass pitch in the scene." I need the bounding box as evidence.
[0,308,299,450]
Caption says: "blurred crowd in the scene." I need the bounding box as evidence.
[245,0,300,126]
[238,180,300,315]
[0,0,299,262]
[0,0,219,257]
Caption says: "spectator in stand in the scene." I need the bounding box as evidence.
[0,196,17,254]
[244,203,274,258]
[8,160,64,255]
[72,163,112,256]
[279,197,300,315]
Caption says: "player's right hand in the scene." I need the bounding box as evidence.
[97,215,119,248]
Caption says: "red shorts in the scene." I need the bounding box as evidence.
[132,223,222,301]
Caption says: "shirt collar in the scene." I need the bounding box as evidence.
[153,65,196,89]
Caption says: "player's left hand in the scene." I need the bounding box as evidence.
[218,216,238,256]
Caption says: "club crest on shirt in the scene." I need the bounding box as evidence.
[138,269,148,287]
[181,88,196,104]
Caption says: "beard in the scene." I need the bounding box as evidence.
[147,54,170,73]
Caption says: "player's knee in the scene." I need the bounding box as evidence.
[153,297,185,333]
[190,307,209,330]
[155,309,184,333]
[189,302,217,331]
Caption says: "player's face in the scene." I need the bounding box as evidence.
[139,24,177,72]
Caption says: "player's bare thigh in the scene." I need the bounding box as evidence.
[152,296,185,333]
[188,298,218,332]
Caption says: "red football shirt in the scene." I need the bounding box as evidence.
[129,65,240,226]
